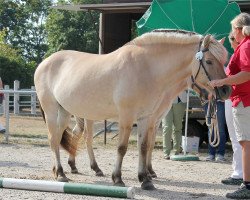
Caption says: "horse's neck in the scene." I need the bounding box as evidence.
[148,43,198,91]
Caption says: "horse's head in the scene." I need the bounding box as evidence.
[191,34,232,100]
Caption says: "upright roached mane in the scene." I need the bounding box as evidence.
[131,29,228,65]
[34,29,231,191]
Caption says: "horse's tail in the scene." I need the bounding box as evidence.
[61,127,78,157]
[61,117,85,157]
[39,101,82,156]
[38,101,84,156]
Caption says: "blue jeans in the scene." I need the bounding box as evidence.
[204,101,226,156]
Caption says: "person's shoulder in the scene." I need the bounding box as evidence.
[241,39,250,49]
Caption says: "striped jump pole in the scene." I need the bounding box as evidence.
[0,178,135,199]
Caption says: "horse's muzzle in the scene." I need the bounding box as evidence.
[216,85,232,100]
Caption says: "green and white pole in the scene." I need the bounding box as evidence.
[0,178,135,199]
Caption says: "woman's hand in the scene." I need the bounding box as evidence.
[209,79,225,88]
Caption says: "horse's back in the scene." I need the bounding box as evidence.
[34,50,122,119]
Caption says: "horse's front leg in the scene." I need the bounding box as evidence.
[112,119,133,187]
[137,118,156,190]
[84,120,104,176]
[147,124,158,178]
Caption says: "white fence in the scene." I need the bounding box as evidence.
[0,80,38,142]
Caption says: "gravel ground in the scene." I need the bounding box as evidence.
[0,116,238,200]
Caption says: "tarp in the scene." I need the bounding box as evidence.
[136,0,241,54]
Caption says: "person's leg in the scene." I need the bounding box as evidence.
[226,141,250,199]
[224,100,243,181]
[162,106,174,158]
[233,103,250,184]
[215,101,227,161]
[226,103,250,198]
[172,102,186,154]
[241,141,250,184]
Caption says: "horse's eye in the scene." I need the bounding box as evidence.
[206,60,212,65]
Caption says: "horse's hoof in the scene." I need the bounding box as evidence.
[57,176,69,182]
[141,181,156,190]
[71,168,79,174]
[114,181,126,187]
[96,170,104,177]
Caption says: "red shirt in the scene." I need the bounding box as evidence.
[226,36,250,107]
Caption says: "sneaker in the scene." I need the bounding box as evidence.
[216,155,226,162]
[226,184,250,199]
[205,155,215,161]
[222,177,243,186]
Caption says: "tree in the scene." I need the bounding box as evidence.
[0,30,35,88]
[46,0,101,56]
[0,0,52,65]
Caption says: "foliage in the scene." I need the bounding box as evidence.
[45,0,101,56]
[0,30,35,88]
[0,0,102,87]
[0,0,51,64]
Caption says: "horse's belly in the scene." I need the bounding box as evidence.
[62,100,119,120]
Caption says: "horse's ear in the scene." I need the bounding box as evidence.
[219,37,226,45]
[203,34,211,48]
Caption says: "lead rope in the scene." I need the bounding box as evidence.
[206,98,220,147]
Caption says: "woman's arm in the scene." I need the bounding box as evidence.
[210,71,250,87]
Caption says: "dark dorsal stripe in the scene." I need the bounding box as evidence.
[152,29,197,36]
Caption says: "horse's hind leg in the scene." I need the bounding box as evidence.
[112,115,133,187]
[68,118,104,176]
[68,117,84,174]
[45,105,71,182]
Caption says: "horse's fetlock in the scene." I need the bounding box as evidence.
[112,170,122,182]
[58,166,64,175]
[68,159,75,167]
[90,161,98,171]
[118,145,127,157]
[138,172,147,182]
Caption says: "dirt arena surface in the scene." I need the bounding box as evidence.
[0,116,239,200]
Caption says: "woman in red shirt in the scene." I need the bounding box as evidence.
[210,13,250,199]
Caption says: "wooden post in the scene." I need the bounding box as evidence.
[14,80,20,115]
[31,86,36,115]
[3,85,9,143]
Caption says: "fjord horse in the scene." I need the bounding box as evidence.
[34,29,231,190]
